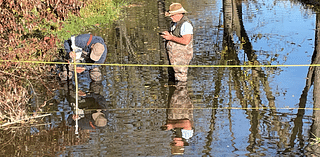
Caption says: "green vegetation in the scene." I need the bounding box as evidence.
[58,0,127,40]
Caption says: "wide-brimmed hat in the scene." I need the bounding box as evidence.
[92,110,107,127]
[90,43,105,61]
[165,3,187,17]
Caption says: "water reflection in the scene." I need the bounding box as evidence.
[162,82,194,155]
[67,81,108,131]
[3,0,320,156]
[304,12,320,156]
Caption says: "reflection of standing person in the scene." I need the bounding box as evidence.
[59,34,107,82]
[162,82,194,155]
[161,3,193,82]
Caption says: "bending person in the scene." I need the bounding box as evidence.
[59,34,107,82]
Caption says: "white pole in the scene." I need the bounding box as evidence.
[74,58,79,136]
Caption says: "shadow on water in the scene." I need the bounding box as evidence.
[3,0,320,156]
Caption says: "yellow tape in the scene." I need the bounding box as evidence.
[96,107,320,110]
[28,107,320,115]
[0,59,318,68]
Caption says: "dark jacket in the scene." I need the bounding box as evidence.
[64,34,107,71]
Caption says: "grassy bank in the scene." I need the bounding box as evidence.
[58,0,126,40]
[0,0,126,127]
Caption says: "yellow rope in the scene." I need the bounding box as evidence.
[28,107,320,115]
[0,59,319,68]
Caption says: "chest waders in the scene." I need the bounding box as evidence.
[166,16,194,82]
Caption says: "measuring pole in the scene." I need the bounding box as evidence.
[74,60,79,136]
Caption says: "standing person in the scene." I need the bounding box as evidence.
[160,3,193,82]
[59,34,107,82]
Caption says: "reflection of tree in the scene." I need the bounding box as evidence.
[157,0,169,65]
[304,12,320,156]
[202,0,277,154]
[157,0,175,84]
[202,70,222,156]
[116,20,136,60]
[158,0,176,83]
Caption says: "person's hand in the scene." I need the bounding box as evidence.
[69,51,76,60]
[72,114,79,121]
[165,124,173,130]
[76,67,86,73]
[160,31,174,41]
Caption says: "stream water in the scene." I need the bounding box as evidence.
[2,0,320,156]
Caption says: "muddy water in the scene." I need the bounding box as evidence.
[2,0,320,156]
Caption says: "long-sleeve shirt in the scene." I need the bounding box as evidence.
[64,34,107,71]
